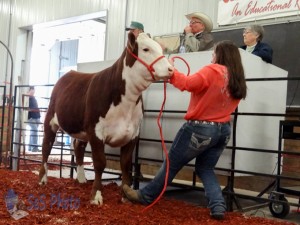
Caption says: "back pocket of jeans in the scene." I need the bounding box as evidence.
[189,133,211,151]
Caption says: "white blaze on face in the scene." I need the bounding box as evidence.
[76,165,87,183]
[136,33,172,80]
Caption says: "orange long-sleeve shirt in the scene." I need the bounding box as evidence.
[169,63,240,122]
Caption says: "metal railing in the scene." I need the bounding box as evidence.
[7,76,300,217]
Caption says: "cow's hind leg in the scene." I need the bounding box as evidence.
[89,137,106,205]
[73,139,88,183]
[38,116,58,185]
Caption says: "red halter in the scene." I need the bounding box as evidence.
[127,47,165,81]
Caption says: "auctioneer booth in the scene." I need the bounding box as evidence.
[77,49,288,185]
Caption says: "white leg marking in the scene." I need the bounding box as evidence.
[76,165,87,183]
[39,163,48,185]
[90,190,103,205]
[121,197,129,203]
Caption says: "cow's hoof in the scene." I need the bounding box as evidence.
[39,163,48,185]
[90,190,103,205]
[77,175,87,183]
[121,197,130,203]
[76,165,87,183]
[39,175,47,185]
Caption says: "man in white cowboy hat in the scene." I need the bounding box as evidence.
[125,21,144,38]
[180,12,214,52]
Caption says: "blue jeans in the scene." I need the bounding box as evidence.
[28,118,40,150]
[138,121,231,211]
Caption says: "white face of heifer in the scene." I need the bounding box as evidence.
[134,33,172,81]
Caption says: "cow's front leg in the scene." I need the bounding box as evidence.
[73,139,88,183]
[120,138,137,187]
[89,137,106,205]
[120,138,137,202]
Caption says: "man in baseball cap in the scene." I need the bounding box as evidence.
[125,21,144,38]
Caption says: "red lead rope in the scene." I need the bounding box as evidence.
[142,81,169,212]
[170,56,191,76]
[142,56,190,212]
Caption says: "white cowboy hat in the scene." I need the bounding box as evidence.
[185,12,213,32]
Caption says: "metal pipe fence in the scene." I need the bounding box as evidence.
[7,76,300,217]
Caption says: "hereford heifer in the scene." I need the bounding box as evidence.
[38,32,173,205]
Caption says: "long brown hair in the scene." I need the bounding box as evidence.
[214,40,247,99]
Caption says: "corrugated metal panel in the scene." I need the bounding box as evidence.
[105,0,127,60]
[14,0,110,27]
[0,0,13,86]
[13,0,126,60]
[0,0,117,85]
[125,0,214,36]
[0,0,218,86]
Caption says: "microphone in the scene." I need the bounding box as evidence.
[179,30,186,53]
[180,30,186,43]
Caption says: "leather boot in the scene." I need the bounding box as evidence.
[122,184,141,203]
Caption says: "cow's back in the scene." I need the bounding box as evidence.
[48,70,95,135]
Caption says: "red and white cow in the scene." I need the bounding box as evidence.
[38,32,173,205]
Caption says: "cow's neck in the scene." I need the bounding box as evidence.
[122,66,151,102]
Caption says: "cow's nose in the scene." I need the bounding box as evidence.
[168,67,174,77]
[168,66,174,73]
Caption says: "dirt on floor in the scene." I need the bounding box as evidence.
[0,169,297,225]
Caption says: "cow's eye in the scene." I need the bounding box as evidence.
[143,48,149,52]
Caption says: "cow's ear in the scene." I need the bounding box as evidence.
[127,32,136,50]
[126,32,137,67]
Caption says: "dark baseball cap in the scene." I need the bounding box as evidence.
[125,21,144,31]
